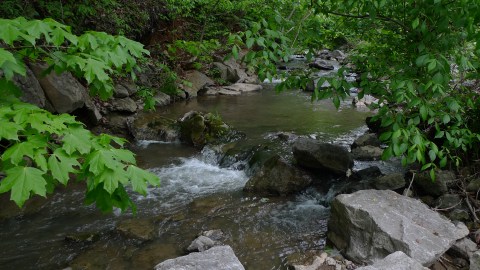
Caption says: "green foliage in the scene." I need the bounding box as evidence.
[306,0,480,176]
[228,18,292,82]
[166,39,221,69]
[0,17,158,212]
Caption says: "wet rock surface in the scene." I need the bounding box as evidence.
[293,138,353,175]
[328,189,469,266]
[116,218,156,241]
[243,154,313,196]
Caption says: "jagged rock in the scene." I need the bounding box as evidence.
[356,251,428,270]
[448,238,478,260]
[106,113,135,135]
[13,66,47,108]
[182,70,215,98]
[178,111,234,147]
[414,170,455,197]
[434,194,462,209]
[130,114,179,142]
[187,235,215,252]
[114,84,130,98]
[331,50,346,61]
[223,83,262,93]
[154,91,171,107]
[352,133,381,148]
[352,146,383,161]
[110,97,137,113]
[293,138,353,175]
[308,59,335,70]
[30,62,86,113]
[122,82,138,95]
[243,154,312,196]
[466,178,480,193]
[201,230,225,242]
[154,245,245,270]
[374,173,405,190]
[223,57,259,84]
[212,62,240,83]
[116,218,156,241]
[471,250,480,270]
[82,98,103,126]
[328,190,469,266]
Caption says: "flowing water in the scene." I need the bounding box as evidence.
[0,86,378,270]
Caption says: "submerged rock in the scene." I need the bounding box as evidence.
[130,114,179,142]
[154,245,245,270]
[356,251,428,270]
[243,154,312,196]
[179,111,237,147]
[328,189,469,266]
[116,218,156,241]
[293,138,353,175]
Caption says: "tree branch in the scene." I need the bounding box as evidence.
[325,11,408,32]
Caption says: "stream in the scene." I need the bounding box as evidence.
[0,62,392,269]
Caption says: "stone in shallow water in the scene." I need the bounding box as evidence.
[154,245,245,270]
[328,189,469,266]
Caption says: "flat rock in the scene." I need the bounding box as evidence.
[356,251,428,270]
[154,245,245,270]
[328,190,469,266]
[224,83,262,92]
[219,88,242,96]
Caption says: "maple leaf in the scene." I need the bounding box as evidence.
[127,165,160,195]
[0,166,47,207]
[62,127,92,155]
[48,149,80,185]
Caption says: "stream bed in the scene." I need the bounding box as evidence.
[0,87,376,270]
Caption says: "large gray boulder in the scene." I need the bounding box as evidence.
[30,63,86,113]
[182,70,215,98]
[356,251,428,270]
[243,154,312,196]
[154,245,245,270]
[328,189,469,266]
[212,62,240,83]
[293,138,353,175]
[13,67,47,108]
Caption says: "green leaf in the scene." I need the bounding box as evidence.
[2,141,36,165]
[232,45,239,59]
[0,121,23,141]
[48,150,80,185]
[0,23,21,45]
[442,114,450,124]
[0,166,47,207]
[412,18,420,29]
[246,38,255,49]
[62,127,92,155]
[127,165,160,195]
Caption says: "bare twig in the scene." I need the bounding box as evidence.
[433,199,463,211]
[403,172,415,196]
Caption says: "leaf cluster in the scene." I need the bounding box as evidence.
[0,17,158,212]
